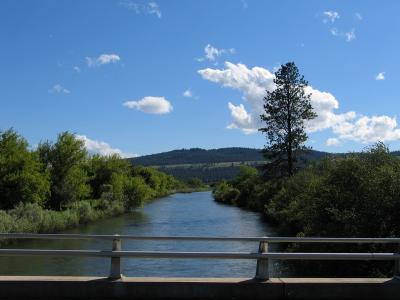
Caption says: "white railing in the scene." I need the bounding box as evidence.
[1,234,400,280]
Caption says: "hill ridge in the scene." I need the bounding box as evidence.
[128,147,330,183]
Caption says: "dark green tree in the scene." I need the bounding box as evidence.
[259,62,317,177]
[86,154,131,199]
[0,129,50,209]
[37,132,90,209]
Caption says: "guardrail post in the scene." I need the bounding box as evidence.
[255,241,269,281]
[109,235,122,279]
[394,257,400,278]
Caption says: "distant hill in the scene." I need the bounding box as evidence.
[128,147,330,183]
[130,147,264,166]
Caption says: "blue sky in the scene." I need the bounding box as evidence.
[1,0,400,156]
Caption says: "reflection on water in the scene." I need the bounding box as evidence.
[0,191,280,277]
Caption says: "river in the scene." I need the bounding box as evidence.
[0,191,281,278]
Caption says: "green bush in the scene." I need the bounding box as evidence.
[268,143,400,238]
[213,182,240,204]
[124,176,153,209]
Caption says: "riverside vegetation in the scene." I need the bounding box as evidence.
[0,129,205,235]
[213,144,400,276]
[213,62,400,277]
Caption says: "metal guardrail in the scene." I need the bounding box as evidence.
[1,234,400,280]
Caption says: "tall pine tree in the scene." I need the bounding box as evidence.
[259,62,317,177]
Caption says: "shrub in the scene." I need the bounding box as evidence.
[213,182,240,204]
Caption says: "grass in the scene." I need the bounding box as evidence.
[0,199,125,238]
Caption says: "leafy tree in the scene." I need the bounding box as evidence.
[86,154,131,199]
[124,176,153,209]
[212,181,240,204]
[231,166,258,206]
[259,62,317,177]
[0,129,50,209]
[37,132,90,209]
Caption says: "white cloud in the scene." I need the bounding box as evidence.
[330,28,338,36]
[326,138,341,146]
[148,2,161,18]
[227,102,257,134]
[197,44,235,62]
[73,66,81,73]
[123,96,173,114]
[120,1,161,18]
[205,44,221,61]
[198,61,400,144]
[322,11,357,42]
[77,135,137,158]
[183,89,193,98]
[333,115,400,143]
[345,28,356,42]
[48,84,70,94]
[323,11,340,23]
[376,72,385,81]
[330,28,356,42]
[86,54,120,67]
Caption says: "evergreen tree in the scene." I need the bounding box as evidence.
[259,62,317,177]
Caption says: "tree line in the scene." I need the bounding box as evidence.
[0,129,192,234]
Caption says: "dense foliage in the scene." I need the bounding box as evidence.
[213,143,400,276]
[0,129,184,234]
[0,130,50,209]
[268,143,400,238]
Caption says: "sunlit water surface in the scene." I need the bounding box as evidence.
[0,191,282,277]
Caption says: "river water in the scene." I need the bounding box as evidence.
[0,191,280,278]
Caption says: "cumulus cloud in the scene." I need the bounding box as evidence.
[123,96,173,114]
[86,54,120,67]
[120,1,161,18]
[323,11,340,23]
[198,61,400,144]
[48,84,70,94]
[76,135,137,158]
[183,89,193,98]
[197,44,235,62]
[326,138,341,146]
[355,12,363,20]
[376,72,385,81]
[227,102,257,134]
[73,66,81,73]
[333,115,400,143]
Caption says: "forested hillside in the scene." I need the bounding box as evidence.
[129,147,265,165]
[129,148,330,183]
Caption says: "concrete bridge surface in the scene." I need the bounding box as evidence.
[0,276,399,300]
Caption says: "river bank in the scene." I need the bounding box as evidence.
[0,191,278,277]
[0,187,209,239]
